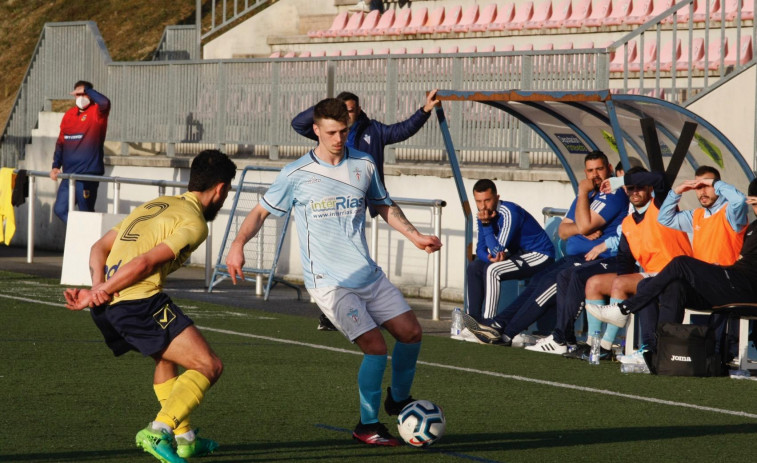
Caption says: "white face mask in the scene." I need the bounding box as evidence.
[75,96,90,110]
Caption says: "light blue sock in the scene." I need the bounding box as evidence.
[586,310,604,344]
[390,341,421,402]
[610,297,624,305]
[358,354,387,424]
[600,298,625,350]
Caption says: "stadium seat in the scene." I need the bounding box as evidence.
[479,44,496,52]
[327,49,342,56]
[466,3,498,32]
[505,1,536,29]
[385,7,413,35]
[398,7,428,34]
[485,2,516,30]
[417,6,445,33]
[308,11,348,38]
[581,0,613,26]
[646,38,680,71]
[517,43,535,50]
[374,47,391,54]
[602,0,634,25]
[609,40,638,72]
[390,47,407,54]
[622,0,654,25]
[662,0,696,23]
[634,0,674,24]
[312,50,327,56]
[299,50,312,57]
[562,0,593,27]
[543,0,573,28]
[424,46,442,54]
[357,48,374,55]
[462,45,478,53]
[557,41,574,49]
[451,4,481,32]
[724,35,753,66]
[443,45,460,53]
[576,40,595,48]
[524,0,554,29]
[335,11,365,37]
[628,40,657,72]
[724,0,754,19]
[710,0,740,22]
[366,9,396,36]
[693,0,721,21]
[497,43,516,51]
[433,5,463,32]
[672,37,704,71]
[269,51,282,58]
[343,49,358,56]
[283,51,296,58]
[408,46,424,54]
[351,9,381,36]
[695,37,728,70]
[538,42,555,50]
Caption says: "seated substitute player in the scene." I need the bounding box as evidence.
[226,98,442,447]
[579,168,692,359]
[63,149,237,463]
[462,178,555,340]
[464,151,628,348]
[590,166,749,352]
[590,178,757,345]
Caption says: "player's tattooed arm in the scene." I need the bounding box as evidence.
[389,201,418,234]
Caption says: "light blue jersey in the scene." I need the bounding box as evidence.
[261,148,392,289]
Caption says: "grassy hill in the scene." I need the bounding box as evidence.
[0,0,198,127]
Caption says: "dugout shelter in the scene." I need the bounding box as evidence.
[434,89,756,292]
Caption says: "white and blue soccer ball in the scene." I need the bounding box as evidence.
[396,400,446,447]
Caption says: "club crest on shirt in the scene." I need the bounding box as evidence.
[363,134,371,145]
[348,308,360,323]
[153,304,176,329]
[81,114,87,122]
[353,167,362,181]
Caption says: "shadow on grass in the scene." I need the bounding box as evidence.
[3,423,757,462]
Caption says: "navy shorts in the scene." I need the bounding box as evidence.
[90,292,194,357]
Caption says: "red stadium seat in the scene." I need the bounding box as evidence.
[724,35,753,66]
[603,0,633,25]
[366,9,396,36]
[695,37,728,70]
[505,1,535,29]
[351,9,381,36]
[385,7,413,35]
[609,40,638,72]
[433,5,463,32]
[336,11,365,37]
[646,38,680,71]
[582,0,612,26]
[398,7,428,34]
[484,2,516,30]
[563,0,593,27]
[308,11,348,38]
[452,4,481,32]
[543,0,574,27]
[467,3,498,32]
[417,6,445,34]
[627,40,657,72]
[524,0,554,29]
[622,0,654,25]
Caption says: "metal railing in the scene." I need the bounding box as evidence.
[19,170,446,312]
[1,21,606,170]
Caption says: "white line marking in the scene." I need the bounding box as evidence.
[199,326,757,420]
[0,293,61,307]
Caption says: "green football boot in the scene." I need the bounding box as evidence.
[176,430,219,458]
[135,426,187,463]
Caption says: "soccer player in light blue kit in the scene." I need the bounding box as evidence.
[226,98,442,446]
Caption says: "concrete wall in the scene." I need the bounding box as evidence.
[687,65,757,172]
[14,110,574,300]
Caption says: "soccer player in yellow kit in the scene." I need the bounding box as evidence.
[63,149,237,463]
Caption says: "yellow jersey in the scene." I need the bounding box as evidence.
[105,192,208,303]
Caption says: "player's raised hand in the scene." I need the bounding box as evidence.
[226,243,246,284]
[423,89,441,113]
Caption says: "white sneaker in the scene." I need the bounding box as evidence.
[451,327,484,343]
[586,303,628,328]
[524,334,568,355]
[512,333,538,347]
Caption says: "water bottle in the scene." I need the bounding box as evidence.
[620,363,650,374]
[451,307,463,336]
[588,330,601,365]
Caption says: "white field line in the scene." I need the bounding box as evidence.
[0,292,62,307]
[200,326,757,420]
